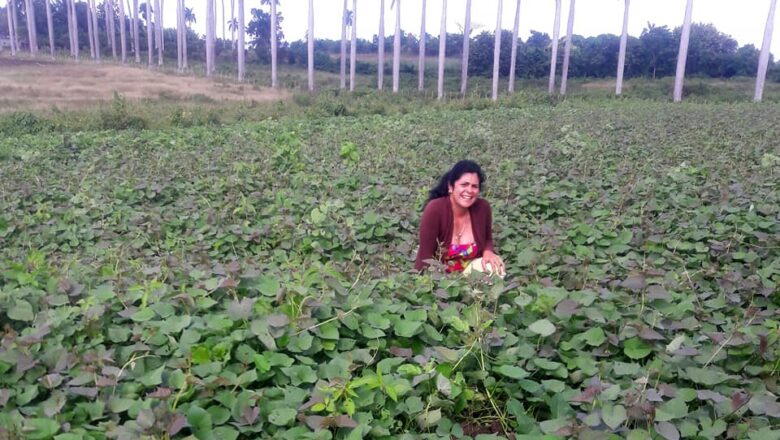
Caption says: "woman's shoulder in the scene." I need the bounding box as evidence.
[473,198,492,211]
[423,196,449,213]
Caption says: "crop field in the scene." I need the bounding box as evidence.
[0,92,779,440]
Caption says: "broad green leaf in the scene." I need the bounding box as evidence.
[23,418,60,440]
[186,406,213,440]
[684,367,731,386]
[528,319,556,337]
[496,365,529,379]
[655,398,688,422]
[602,404,626,430]
[139,365,165,387]
[130,307,155,322]
[415,409,441,429]
[8,300,34,322]
[268,407,297,426]
[623,338,652,360]
[394,319,422,338]
[582,327,606,346]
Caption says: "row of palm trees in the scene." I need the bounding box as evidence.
[4,0,779,102]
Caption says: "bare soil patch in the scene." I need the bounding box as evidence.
[0,56,289,111]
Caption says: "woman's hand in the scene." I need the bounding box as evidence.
[481,250,505,277]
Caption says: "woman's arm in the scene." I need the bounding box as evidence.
[415,203,441,270]
[480,202,504,276]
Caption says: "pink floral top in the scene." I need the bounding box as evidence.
[445,243,478,273]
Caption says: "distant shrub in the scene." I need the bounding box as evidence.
[99,92,147,130]
[0,111,52,136]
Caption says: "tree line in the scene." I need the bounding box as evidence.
[2,0,779,101]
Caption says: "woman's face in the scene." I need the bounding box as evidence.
[449,172,480,210]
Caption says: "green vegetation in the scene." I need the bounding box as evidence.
[0,99,778,439]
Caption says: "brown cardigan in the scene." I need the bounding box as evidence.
[415,196,495,270]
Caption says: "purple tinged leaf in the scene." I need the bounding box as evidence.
[227,298,255,320]
[647,285,669,300]
[95,376,117,387]
[137,408,156,430]
[658,384,676,398]
[67,373,94,386]
[731,390,750,412]
[645,389,664,402]
[304,415,326,430]
[672,347,699,356]
[168,412,188,435]
[639,327,665,341]
[388,347,413,358]
[697,390,726,403]
[219,277,239,289]
[0,389,9,407]
[266,313,290,328]
[655,421,680,440]
[118,307,138,318]
[147,387,172,399]
[620,275,647,292]
[299,395,323,412]
[332,415,358,428]
[16,353,38,374]
[554,299,579,317]
[243,406,260,425]
[40,374,63,389]
[43,391,67,417]
[68,386,98,398]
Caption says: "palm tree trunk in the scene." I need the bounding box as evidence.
[307,0,314,92]
[46,0,55,58]
[206,0,214,75]
[350,0,357,91]
[176,0,181,70]
[6,0,17,55]
[377,0,385,90]
[104,1,111,52]
[559,0,575,95]
[65,0,73,56]
[491,0,502,101]
[146,0,153,66]
[548,0,561,94]
[25,0,38,54]
[754,0,777,102]
[460,0,471,95]
[270,0,276,87]
[120,0,127,62]
[92,0,101,61]
[508,0,520,92]
[437,0,446,99]
[133,0,140,62]
[87,0,95,58]
[230,0,235,49]
[673,0,693,102]
[237,0,244,81]
[340,0,347,89]
[616,0,629,95]
[418,0,426,91]
[221,0,225,41]
[181,0,187,68]
[155,0,162,65]
[70,0,78,59]
[392,0,400,93]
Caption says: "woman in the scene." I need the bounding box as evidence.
[415,160,505,276]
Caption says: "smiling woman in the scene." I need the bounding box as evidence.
[415,160,505,276]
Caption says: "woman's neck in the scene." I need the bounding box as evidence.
[450,195,469,218]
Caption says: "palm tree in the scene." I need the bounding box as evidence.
[437,0,446,99]
[46,0,55,58]
[673,0,693,102]
[107,0,117,59]
[6,0,18,55]
[378,0,385,90]
[86,0,95,58]
[70,0,78,59]
[616,0,629,95]
[548,0,561,94]
[508,0,521,92]
[491,0,502,101]
[754,0,777,102]
[221,0,225,41]
[340,0,348,89]
[120,0,127,62]
[270,0,277,87]
[145,1,153,66]
[237,0,244,81]
[155,0,162,65]
[392,0,400,92]
[460,0,471,94]
[308,0,314,91]
[206,0,215,76]
[133,0,140,62]
[418,0,426,91]
[559,0,575,95]
[176,0,181,69]
[350,0,357,91]
[92,0,102,60]
[230,0,235,48]
[25,0,39,54]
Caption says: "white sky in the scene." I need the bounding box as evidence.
[169,0,779,56]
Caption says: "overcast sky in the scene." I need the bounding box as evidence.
[169,0,779,56]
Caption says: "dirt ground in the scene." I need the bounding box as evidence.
[0,56,289,111]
